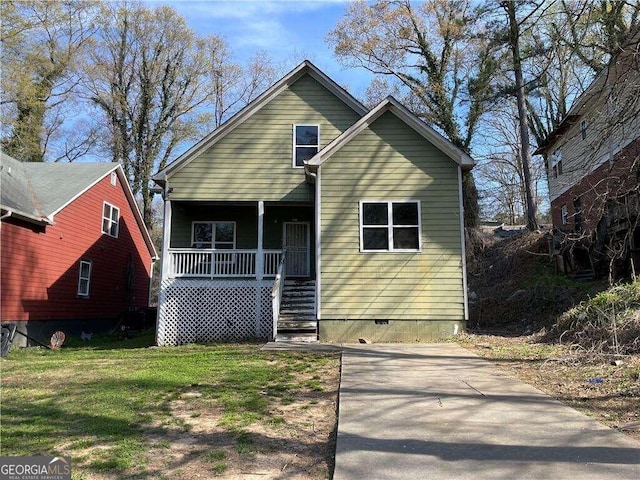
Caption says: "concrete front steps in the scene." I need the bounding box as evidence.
[276,279,317,342]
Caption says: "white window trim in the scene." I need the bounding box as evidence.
[561,204,569,225]
[110,171,117,186]
[359,200,422,253]
[191,221,237,249]
[292,124,320,169]
[77,260,92,297]
[102,202,120,238]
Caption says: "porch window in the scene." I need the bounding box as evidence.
[293,124,319,167]
[77,260,92,297]
[192,221,236,249]
[102,202,119,237]
[360,201,421,252]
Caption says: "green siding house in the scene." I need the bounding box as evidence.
[152,61,473,345]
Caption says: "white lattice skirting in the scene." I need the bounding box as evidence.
[157,279,273,345]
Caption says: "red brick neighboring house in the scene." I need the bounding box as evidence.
[535,36,640,278]
[1,152,158,346]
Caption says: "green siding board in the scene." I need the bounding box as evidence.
[168,74,361,202]
[319,320,465,343]
[320,110,464,321]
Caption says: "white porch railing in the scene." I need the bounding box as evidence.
[168,249,282,279]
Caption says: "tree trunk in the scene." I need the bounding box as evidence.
[505,1,539,231]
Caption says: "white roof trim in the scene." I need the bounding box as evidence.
[0,206,53,226]
[153,60,368,182]
[306,96,475,169]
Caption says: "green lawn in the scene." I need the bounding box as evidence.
[0,332,339,478]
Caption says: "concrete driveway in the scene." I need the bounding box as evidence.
[334,344,640,480]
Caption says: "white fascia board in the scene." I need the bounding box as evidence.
[308,96,475,169]
[0,206,52,226]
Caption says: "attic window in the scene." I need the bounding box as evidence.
[102,202,120,238]
[551,151,563,178]
[580,120,587,140]
[293,125,319,168]
[360,200,421,252]
[110,172,117,186]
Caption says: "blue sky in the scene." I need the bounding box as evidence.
[156,0,373,98]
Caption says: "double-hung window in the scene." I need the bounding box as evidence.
[561,204,569,225]
[360,201,421,252]
[78,260,92,297]
[293,125,319,167]
[192,221,236,249]
[551,151,563,178]
[102,202,119,237]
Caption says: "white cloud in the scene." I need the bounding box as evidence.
[144,0,370,94]
[159,0,349,55]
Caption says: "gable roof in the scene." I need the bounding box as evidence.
[0,152,158,259]
[306,96,475,170]
[0,152,41,223]
[152,60,368,184]
[1,152,116,223]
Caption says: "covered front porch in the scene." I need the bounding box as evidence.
[157,200,316,345]
[164,201,316,280]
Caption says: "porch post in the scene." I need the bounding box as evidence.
[160,198,172,282]
[256,201,264,280]
[157,197,172,346]
[255,201,265,337]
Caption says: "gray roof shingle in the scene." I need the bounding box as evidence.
[1,152,117,223]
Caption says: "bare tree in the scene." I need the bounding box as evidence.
[327,0,499,228]
[477,101,547,224]
[85,2,277,228]
[0,0,100,162]
[561,0,640,75]
[498,0,545,231]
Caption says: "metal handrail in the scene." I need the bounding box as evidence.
[271,249,287,340]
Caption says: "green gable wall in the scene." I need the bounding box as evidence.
[167,74,361,202]
[319,111,465,327]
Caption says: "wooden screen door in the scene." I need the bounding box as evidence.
[283,222,310,277]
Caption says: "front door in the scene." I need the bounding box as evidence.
[283,222,310,277]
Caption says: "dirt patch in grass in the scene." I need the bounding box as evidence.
[457,333,640,442]
[140,359,339,479]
